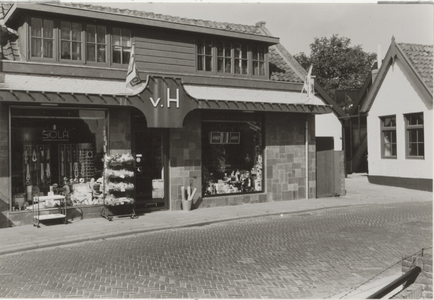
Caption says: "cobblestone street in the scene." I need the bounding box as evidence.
[0,201,432,298]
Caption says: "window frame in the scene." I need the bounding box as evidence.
[85,24,108,64]
[59,21,84,62]
[233,42,249,76]
[216,41,233,74]
[201,113,265,197]
[29,17,56,61]
[27,15,131,66]
[380,115,397,159]
[252,45,266,76]
[111,27,132,66]
[196,39,214,73]
[196,38,268,78]
[405,112,425,159]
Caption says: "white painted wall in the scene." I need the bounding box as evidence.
[312,95,343,151]
[367,60,433,179]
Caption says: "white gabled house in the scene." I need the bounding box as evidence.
[360,38,433,191]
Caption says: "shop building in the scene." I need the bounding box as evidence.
[0,3,333,228]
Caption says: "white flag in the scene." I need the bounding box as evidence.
[126,44,142,93]
[301,65,314,102]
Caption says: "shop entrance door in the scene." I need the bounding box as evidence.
[134,129,168,211]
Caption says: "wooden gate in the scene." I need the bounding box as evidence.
[316,150,344,197]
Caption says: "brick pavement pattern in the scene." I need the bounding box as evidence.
[0,202,431,298]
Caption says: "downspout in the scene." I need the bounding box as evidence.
[305,119,309,199]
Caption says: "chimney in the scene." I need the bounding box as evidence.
[371,44,381,82]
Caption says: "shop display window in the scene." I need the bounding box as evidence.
[10,107,107,211]
[202,119,263,196]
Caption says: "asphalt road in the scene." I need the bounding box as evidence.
[0,201,432,299]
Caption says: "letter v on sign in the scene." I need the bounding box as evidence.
[149,97,161,107]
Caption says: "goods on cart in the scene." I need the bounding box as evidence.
[101,153,136,220]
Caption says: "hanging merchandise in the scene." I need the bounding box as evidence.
[68,147,73,179]
[60,147,64,177]
[40,163,44,184]
[26,164,31,186]
[46,146,51,181]
[25,147,31,186]
[32,148,37,163]
[74,162,79,179]
[46,162,50,179]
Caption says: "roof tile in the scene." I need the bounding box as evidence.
[53,2,263,36]
[398,43,433,94]
[268,46,304,83]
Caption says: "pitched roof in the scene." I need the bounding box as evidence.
[265,35,346,117]
[0,1,333,98]
[397,43,433,94]
[361,38,433,113]
[55,2,264,36]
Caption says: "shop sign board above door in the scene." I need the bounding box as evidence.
[138,76,197,128]
[149,88,180,108]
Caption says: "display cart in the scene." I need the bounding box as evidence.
[33,194,67,227]
[101,153,137,221]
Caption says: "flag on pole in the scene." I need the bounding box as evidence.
[301,65,314,103]
[126,44,142,93]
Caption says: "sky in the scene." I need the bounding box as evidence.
[86,0,434,61]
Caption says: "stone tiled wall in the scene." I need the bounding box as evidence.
[169,111,202,211]
[0,103,12,228]
[265,113,316,200]
[168,111,316,211]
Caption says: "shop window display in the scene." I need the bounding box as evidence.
[202,120,263,196]
[10,107,107,211]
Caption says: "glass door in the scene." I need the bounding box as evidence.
[134,129,168,211]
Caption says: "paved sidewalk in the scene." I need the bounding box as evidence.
[1,173,432,256]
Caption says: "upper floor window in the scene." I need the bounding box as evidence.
[30,17,54,59]
[197,39,266,77]
[29,17,131,66]
[380,115,397,158]
[234,43,248,75]
[112,28,131,64]
[252,46,265,76]
[217,41,232,73]
[86,25,106,63]
[405,113,424,159]
[60,21,82,61]
[197,40,213,72]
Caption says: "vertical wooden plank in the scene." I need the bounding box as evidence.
[316,150,334,197]
[334,151,344,196]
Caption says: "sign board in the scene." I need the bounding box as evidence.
[210,132,240,144]
[152,179,164,199]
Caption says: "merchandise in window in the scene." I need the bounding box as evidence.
[112,28,131,64]
[381,116,397,158]
[60,21,82,60]
[405,113,424,158]
[31,18,54,58]
[86,25,106,63]
[202,120,263,196]
[10,108,107,211]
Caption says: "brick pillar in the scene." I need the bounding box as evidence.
[0,102,11,227]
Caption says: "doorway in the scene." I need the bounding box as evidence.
[133,129,169,211]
